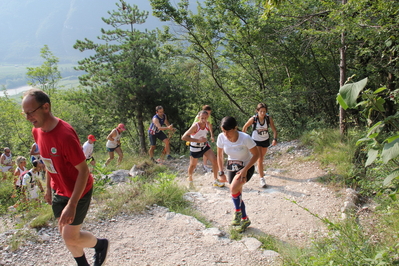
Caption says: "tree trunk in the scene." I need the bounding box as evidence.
[136,107,147,154]
[339,0,347,136]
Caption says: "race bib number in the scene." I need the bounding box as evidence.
[227,160,244,171]
[41,157,58,174]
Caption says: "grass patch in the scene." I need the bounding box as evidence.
[300,128,361,183]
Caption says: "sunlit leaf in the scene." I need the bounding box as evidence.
[383,170,399,186]
[338,77,368,108]
[365,149,379,167]
[373,87,386,94]
[336,94,348,110]
[385,135,399,144]
[381,138,399,164]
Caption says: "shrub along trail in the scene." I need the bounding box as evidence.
[1,140,345,265]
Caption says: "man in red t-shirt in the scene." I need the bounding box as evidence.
[22,89,109,266]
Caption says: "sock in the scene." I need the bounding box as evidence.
[74,254,89,266]
[232,192,242,213]
[93,238,105,251]
[241,200,247,220]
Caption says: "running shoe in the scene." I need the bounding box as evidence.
[213,180,225,187]
[259,177,267,188]
[93,238,109,266]
[151,157,158,164]
[231,211,242,226]
[238,218,251,233]
[203,164,212,172]
[166,155,174,160]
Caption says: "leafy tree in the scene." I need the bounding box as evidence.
[74,0,187,154]
[26,45,61,96]
[0,91,33,157]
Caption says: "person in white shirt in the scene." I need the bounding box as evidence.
[22,160,44,200]
[0,147,14,175]
[217,116,259,232]
[83,134,97,171]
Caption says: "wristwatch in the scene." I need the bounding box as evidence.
[218,171,224,176]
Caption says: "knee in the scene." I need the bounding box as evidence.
[62,231,79,246]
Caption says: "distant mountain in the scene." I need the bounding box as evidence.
[0,0,165,64]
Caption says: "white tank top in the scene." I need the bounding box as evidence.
[251,119,269,141]
[190,123,210,152]
[106,129,121,148]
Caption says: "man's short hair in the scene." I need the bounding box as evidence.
[24,88,51,107]
[155,106,163,111]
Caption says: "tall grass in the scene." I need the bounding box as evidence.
[300,128,362,184]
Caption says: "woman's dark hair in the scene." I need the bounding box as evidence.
[256,103,268,112]
[202,105,212,111]
[220,116,237,130]
[198,110,209,116]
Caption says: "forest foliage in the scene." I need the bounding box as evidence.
[0,0,398,194]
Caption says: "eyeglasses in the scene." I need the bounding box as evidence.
[22,103,45,117]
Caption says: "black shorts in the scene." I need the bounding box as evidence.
[190,145,210,159]
[52,188,92,226]
[106,145,120,152]
[254,139,270,148]
[226,165,255,184]
[86,157,95,163]
[149,131,167,146]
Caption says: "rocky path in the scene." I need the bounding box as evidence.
[0,141,345,266]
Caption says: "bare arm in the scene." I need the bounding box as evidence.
[58,160,90,227]
[153,117,173,131]
[208,122,215,142]
[242,117,255,133]
[106,129,117,141]
[269,117,278,146]
[181,124,207,143]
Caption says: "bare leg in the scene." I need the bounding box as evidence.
[114,147,123,165]
[61,224,97,258]
[257,146,268,178]
[188,157,198,181]
[162,138,171,155]
[149,145,156,158]
[204,149,219,181]
[105,152,114,166]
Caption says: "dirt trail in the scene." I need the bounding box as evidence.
[0,140,345,266]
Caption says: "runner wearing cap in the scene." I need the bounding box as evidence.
[83,135,97,171]
[105,124,126,166]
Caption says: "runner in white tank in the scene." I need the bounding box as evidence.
[242,103,278,188]
[181,111,224,187]
[105,123,126,166]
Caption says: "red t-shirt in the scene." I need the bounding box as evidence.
[32,119,93,198]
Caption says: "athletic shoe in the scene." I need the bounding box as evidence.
[259,177,267,188]
[203,164,212,172]
[151,157,158,164]
[188,181,194,189]
[231,211,242,226]
[166,155,174,160]
[93,239,109,266]
[238,218,251,233]
[213,180,225,187]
